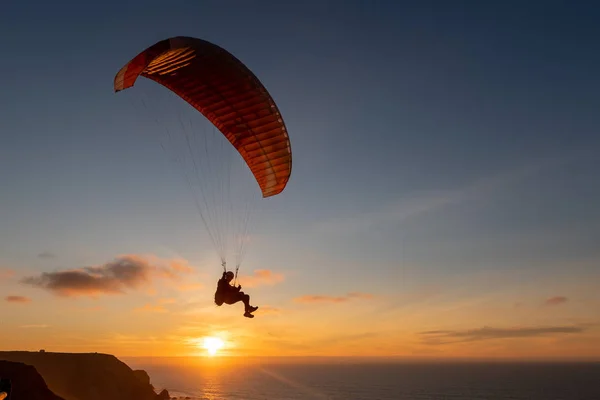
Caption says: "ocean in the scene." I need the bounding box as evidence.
[125,360,600,400]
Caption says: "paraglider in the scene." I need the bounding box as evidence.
[114,36,291,318]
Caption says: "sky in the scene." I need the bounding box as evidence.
[1,0,599,360]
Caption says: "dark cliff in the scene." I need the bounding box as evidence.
[0,351,168,400]
[0,360,65,400]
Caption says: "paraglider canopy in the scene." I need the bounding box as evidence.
[114,36,292,281]
[114,36,292,198]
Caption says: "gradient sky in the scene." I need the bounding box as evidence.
[1,1,599,359]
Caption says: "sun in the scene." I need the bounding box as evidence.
[202,337,224,356]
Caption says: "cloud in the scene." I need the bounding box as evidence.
[294,292,374,304]
[20,324,49,329]
[160,258,194,276]
[38,251,57,259]
[21,255,193,298]
[314,156,573,235]
[241,269,284,288]
[545,296,568,306]
[420,325,587,345]
[5,295,31,303]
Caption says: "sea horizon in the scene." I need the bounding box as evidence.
[122,355,600,365]
[123,357,600,400]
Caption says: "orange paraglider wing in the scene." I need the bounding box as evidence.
[114,36,291,198]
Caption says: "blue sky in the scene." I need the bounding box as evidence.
[0,1,599,357]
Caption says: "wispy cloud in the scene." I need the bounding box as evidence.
[5,295,31,303]
[420,325,587,345]
[241,269,285,287]
[20,324,49,329]
[21,254,193,298]
[314,156,571,235]
[162,259,194,275]
[294,292,374,304]
[545,296,568,306]
[38,251,57,259]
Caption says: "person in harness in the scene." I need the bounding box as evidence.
[214,271,258,318]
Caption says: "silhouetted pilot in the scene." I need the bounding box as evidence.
[214,271,258,318]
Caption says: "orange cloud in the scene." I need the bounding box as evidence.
[169,259,194,274]
[241,269,284,287]
[5,295,31,303]
[545,296,568,306]
[155,258,194,280]
[294,292,374,304]
[21,255,193,298]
